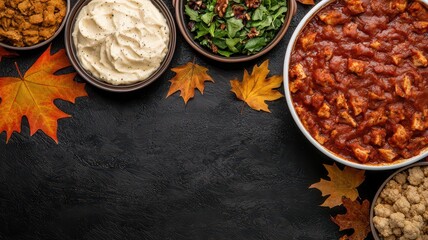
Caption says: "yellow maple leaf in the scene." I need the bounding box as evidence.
[0,45,87,143]
[166,61,214,104]
[230,60,283,113]
[309,163,365,208]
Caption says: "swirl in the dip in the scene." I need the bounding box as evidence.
[72,0,170,85]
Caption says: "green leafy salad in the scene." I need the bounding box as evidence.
[184,0,287,57]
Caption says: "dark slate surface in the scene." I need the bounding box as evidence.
[0,0,395,239]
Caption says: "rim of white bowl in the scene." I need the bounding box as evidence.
[283,0,428,171]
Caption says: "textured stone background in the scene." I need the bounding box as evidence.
[0,0,393,239]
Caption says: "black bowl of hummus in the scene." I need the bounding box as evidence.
[65,0,176,92]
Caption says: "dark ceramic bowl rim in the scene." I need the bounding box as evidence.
[369,161,428,240]
[175,0,297,63]
[64,0,176,92]
[0,0,70,50]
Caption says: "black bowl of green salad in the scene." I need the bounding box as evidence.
[175,0,297,62]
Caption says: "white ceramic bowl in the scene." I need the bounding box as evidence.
[283,0,428,170]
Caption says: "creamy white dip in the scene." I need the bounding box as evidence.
[72,0,170,85]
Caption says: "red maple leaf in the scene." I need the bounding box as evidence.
[331,198,371,240]
[0,47,18,62]
[0,45,87,143]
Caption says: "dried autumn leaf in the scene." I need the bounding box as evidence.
[331,198,371,240]
[297,0,315,5]
[230,60,283,113]
[0,45,87,143]
[309,163,365,208]
[0,47,18,62]
[166,61,214,104]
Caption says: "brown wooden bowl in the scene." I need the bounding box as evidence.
[175,0,297,63]
[64,0,176,92]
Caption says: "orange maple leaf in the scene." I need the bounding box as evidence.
[331,198,371,240]
[230,60,283,113]
[0,47,18,62]
[309,163,365,208]
[166,60,214,104]
[297,0,315,5]
[0,45,87,143]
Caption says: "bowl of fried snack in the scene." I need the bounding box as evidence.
[0,0,69,50]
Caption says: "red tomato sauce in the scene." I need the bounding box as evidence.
[289,0,428,164]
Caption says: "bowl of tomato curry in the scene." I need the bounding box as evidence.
[284,0,428,170]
